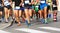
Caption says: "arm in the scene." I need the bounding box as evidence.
[31,0,34,5]
[19,0,24,7]
[56,0,59,6]
[2,0,4,6]
[9,0,12,7]
[46,0,48,4]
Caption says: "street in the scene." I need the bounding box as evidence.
[0,11,60,33]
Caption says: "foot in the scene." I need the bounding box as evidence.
[30,18,33,22]
[17,24,21,26]
[40,18,45,24]
[25,20,31,27]
[17,22,21,26]
[47,18,50,22]
[15,21,18,24]
[0,18,2,22]
[0,21,1,22]
[22,17,25,22]
[44,19,48,24]
[28,23,31,27]
[5,20,9,23]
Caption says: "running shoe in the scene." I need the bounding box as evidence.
[25,20,31,27]
[44,19,48,24]
[40,18,45,24]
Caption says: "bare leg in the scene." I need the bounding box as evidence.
[44,6,48,23]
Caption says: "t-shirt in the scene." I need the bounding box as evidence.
[46,0,52,3]
[52,0,57,7]
[12,0,21,6]
[4,0,10,6]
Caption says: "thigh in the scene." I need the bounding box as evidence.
[24,9,28,14]
[4,7,8,14]
[0,11,2,15]
[14,10,18,15]
[19,10,22,16]
[44,6,47,12]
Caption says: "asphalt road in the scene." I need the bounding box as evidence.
[0,11,60,33]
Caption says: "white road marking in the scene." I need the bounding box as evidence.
[38,27,60,31]
[0,30,10,33]
[15,28,50,33]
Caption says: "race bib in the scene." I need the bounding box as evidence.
[25,1,29,4]
[35,5,39,11]
[53,5,57,7]
[15,6,20,9]
[35,6,39,8]
[40,1,45,3]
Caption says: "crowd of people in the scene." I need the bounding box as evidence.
[0,0,58,26]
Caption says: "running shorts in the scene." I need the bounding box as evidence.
[24,5,32,9]
[52,5,57,11]
[20,7,24,11]
[4,5,12,9]
[14,6,20,10]
[0,6,3,11]
[40,3,48,10]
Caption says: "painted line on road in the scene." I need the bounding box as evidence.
[38,27,60,31]
[15,28,50,33]
[0,30,10,33]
